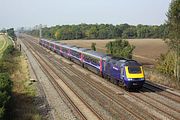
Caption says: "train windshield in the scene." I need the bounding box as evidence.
[128,66,141,74]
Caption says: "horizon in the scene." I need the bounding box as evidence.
[0,0,171,30]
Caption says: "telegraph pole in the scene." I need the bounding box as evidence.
[39,24,42,42]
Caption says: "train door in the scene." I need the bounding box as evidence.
[105,62,111,76]
[120,67,124,80]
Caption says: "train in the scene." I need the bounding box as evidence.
[39,39,145,90]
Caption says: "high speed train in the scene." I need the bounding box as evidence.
[39,39,145,90]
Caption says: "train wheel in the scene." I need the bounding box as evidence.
[101,73,104,78]
[119,80,125,87]
[110,78,114,83]
[114,79,118,85]
[104,74,108,79]
[81,63,84,68]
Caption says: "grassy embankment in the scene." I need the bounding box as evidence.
[0,35,12,57]
[0,35,41,119]
[9,51,41,120]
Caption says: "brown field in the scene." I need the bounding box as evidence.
[60,39,168,65]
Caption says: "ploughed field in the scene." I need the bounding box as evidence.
[60,39,168,65]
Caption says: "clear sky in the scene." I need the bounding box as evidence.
[0,0,171,29]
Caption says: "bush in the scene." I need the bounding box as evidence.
[0,107,5,120]
[105,39,135,59]
[0,45,14,119]
[91,42,96,51]
[0,73,13,94]
[0,73,12,119]
[0,45,19,74]
[156,50,179,81]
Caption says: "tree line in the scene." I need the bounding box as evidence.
[27,23,168,40]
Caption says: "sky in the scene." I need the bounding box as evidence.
[0,0,171,29]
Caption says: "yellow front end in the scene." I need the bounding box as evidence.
[125,66,144,79]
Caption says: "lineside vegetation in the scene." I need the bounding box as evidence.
[156,0,180,82]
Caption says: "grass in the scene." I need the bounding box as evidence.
[9,52,41,120]
[0,35,13,57]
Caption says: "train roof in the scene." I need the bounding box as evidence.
[41,39,141,65]
[111,56,127,61]
[125,60,142,66]
[107,56,141,66]
[71,47,90,52]
[83,50,107,58]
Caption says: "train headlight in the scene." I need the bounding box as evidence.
[140,78,144,81]
[128,78,133,81]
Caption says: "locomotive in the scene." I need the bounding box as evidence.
[39,39,145,89]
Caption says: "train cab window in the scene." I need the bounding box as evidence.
[128,66,141,74]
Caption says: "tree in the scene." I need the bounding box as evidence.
[7,28,16,41]
[106,39,135,59]
[91,42,96,51]
[166,0,180,81]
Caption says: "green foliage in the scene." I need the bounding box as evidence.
[0,45,17,74]
[27,23,167,40]
[7,28,16,41]
[156,51,175,76]
[156,0,180,81]
[106,39,135,59]
[0,45,16,119]
[166,0,180,51]
[0,107,5,120]
[0,73,12,119]
[0,73,13,94]
[91,42,96,51]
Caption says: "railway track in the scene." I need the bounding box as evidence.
[22,36,143,119]
[144,81,180,103]
[22,38,103,120]
[21,35,180,120]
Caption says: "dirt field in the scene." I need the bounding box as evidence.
[60,39,168,65]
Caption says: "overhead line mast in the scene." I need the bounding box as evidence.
[39,24,42,42]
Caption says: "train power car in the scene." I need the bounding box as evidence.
[39,39,145,89]
[103,57,145,89]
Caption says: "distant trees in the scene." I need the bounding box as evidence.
[26,23,167,40]
[106,39,135,59]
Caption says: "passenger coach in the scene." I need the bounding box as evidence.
[39,39,145,90]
